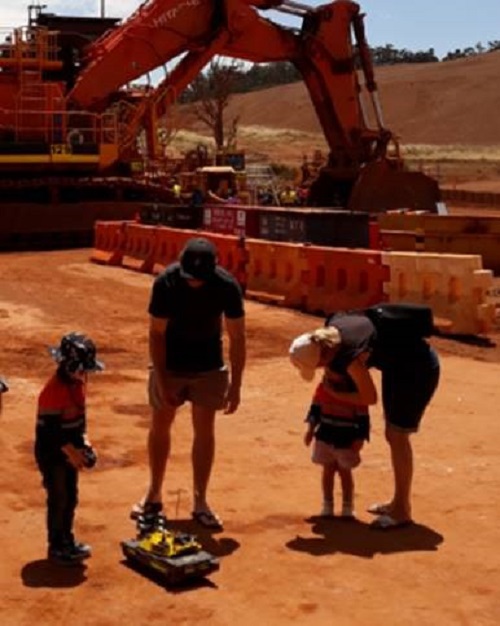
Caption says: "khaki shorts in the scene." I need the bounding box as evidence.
[148,367,229,411]
[312,439,361,470]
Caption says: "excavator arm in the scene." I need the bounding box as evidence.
[69,0,223,110]
[68,0,440,212]
[69,0,299,109]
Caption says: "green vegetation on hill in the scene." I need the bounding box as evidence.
[182,41,500,101]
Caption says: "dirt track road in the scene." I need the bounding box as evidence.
[1,250,499,626]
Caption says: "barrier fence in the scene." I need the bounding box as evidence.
[441,188,500,207]
[379,213,500,274]
[91,221,495,335]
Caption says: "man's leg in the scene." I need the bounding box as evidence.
[385,425,413,522]
[145,404,177,504]
[191,404,217,512]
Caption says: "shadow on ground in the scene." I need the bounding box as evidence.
[21,559,87,588]
[286,517,444,559]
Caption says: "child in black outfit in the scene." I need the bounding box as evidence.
[35,332,103,564]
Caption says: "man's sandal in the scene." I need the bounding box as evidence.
[370,514,413,530]
[130,500,163,521]
[367,502,392,516]
[192,510,223,530]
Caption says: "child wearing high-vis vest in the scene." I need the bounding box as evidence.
[35,332,103,565]
[289,330,371,519]
[304,377,370,518]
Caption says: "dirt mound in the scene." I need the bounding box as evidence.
[178,51,500,147]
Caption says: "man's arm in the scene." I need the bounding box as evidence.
[224,316,246,414]
[149,315,169,406]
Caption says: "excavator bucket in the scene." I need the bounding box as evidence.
[347,159,441,214]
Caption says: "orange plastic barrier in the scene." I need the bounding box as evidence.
[302,247,390,315]
[382,251,495,335]
[121,223,158,273]
[203,233,248,293]
[153,227,195,273]
[245,240,310,307]
[90,221,128,266]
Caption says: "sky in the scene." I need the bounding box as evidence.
[1,0,499,59]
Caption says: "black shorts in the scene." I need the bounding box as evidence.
[381,346,440,432]
[315,414,370,449]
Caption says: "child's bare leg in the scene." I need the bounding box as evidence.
[320,463,336,516]
[322,463,336,500]
[338,467,355,517]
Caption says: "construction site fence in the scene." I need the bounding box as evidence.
[91,221,495,336]
[378,213,500,275]
[441,188,500,207]
[139,203,372,249]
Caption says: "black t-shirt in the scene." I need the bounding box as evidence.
[326,314,377,373]
[148,262,244,373]
[327,311,433,371]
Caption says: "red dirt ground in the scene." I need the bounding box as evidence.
[1,249,499,626]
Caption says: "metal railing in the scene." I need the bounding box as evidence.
[7,108,118,148]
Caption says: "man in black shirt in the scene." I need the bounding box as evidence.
[133,237,246,530]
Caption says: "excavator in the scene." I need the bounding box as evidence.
[0,0,439,251]
[66,0,440,213]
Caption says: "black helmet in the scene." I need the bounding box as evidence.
[49,332,104,373]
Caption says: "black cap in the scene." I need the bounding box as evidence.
[179,237,217,280]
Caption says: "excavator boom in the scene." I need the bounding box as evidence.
[69,0,220,109]
[67,0,440,213]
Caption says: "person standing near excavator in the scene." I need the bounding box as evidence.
[132,237,246,531]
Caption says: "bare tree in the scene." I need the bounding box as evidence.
[185,58,242,150]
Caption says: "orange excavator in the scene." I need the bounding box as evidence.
[0,0,439,226]
[67,0,440,213]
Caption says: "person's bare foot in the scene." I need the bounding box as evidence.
[370,514,413,530]
[367,501,393,516]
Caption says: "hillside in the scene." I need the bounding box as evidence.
[174,51,500,170]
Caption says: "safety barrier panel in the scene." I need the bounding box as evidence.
[301,246,390,315]
[92,223,495,335]
[245,241,389,313]
[91,221,128,266]
[379,213,500,274]
[382,251,495,335]
[204,233,248,293]
[152,227,196,273]
[245,239,308,307]
[441,188,500,207]
[121,223,158,273]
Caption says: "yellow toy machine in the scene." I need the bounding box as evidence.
[121,515,219,586]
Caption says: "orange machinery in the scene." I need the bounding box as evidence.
[66,0,440,213]
[0,6,175,248]
[0,7,126,180]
